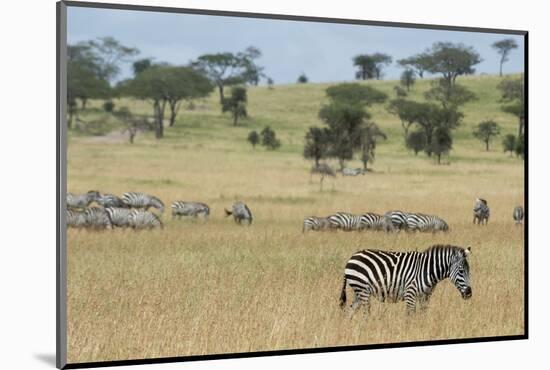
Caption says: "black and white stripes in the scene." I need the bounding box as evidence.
[340,245,472,319]
[122,192,165,214]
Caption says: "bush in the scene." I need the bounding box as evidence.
[103,100,115,112]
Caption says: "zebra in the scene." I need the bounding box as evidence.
[105,207,134,228]
[171,201,210,220]
[384,210,410,232]
[339,245,472,320]
[122,192,165,214]
[66,190,100,209]
[302,216,332,232]
[128,209,163,230]
[66,209,88,229]
[97,194,128,208]
[84,207,112,230]
[473,198,490,225]
[342,167,365,176]
[224,202,253,225]
[328,212,363,231]
[406,213,449,233]
[359,212,391,231]
[513,206,524,225]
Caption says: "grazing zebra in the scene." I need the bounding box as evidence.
[384,210,410,232]
[224,202,253,225]
[342,167,364,176]
[359,212,391,231]
[513,206,524,225]
[105,207,134,228]
[328,212,363,231]
[128,209,163,230]
[66,190,100,209]
[122,192,165,214]
[97,194,128,208]
[406,213,449,233]
[84,207,112,230]
[302,216,332,232]
[473,198,490,225]
[171,201,210,219]
[340,245,472,320]
[66,209,87,229]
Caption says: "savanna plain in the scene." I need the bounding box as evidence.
[67,76,524,363]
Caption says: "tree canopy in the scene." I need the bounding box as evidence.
[492,39,518,76]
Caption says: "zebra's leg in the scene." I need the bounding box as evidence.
[404,290,417,315]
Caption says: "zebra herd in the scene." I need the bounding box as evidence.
[304,200,524,233]
[304,210,448,233]
[66,190,254,230]
[66,191,165,230]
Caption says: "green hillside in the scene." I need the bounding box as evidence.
[73,74,522,165]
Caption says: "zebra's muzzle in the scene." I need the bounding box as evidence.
[461,287,472,299]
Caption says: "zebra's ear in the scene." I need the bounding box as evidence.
[464,247,471,257]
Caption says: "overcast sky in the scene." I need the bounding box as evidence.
[67,6,525,84]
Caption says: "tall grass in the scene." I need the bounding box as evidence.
[67,75,524,363]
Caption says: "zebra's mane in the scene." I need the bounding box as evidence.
[422,244,465,256]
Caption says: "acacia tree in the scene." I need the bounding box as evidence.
[359,122,387,171]
[67,44,111,126]
[431,126,453,164]
[303,127,331,167]
[163,67,213,126]
[83,36,139,83]
[400,69,416,91]
[352,53,392,80]
[247,131,259,148]
[387,99,425,140]
[473,120,501,151]
[121,66,170,138]
[414,42,481,90]
[132,58,153,76]
[260,126,281,150]
[318,83,387,169]
[502,134,517,156]
[498,77,525,137]
[398,54,430,78]
[492,39,518,77]
[406,130,427,155]
[222,86,248,126]
[192,46,264,103]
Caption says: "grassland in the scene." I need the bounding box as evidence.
[66,74,525,363]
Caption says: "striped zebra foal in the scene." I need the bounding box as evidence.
[473,198,490,225]
[328,212,363,231]
[66,209,87,229]
[129,209,163,230]
[224,202,253,225]
[105,207,134,228]
[171,201,210,220]
[406,213,449,233]
[513,206,524,225]
[302,216,332,232]
[122,192,165,214]
[340,245,472,320]
[84,207,113,230]
[66,190,100,209]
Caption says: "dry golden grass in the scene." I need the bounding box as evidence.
[66,76,524,363]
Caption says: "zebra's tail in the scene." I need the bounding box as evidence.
[224,208,232,217]
[339,276,347,309]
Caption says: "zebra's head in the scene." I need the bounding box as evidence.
[449,247,472,300]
